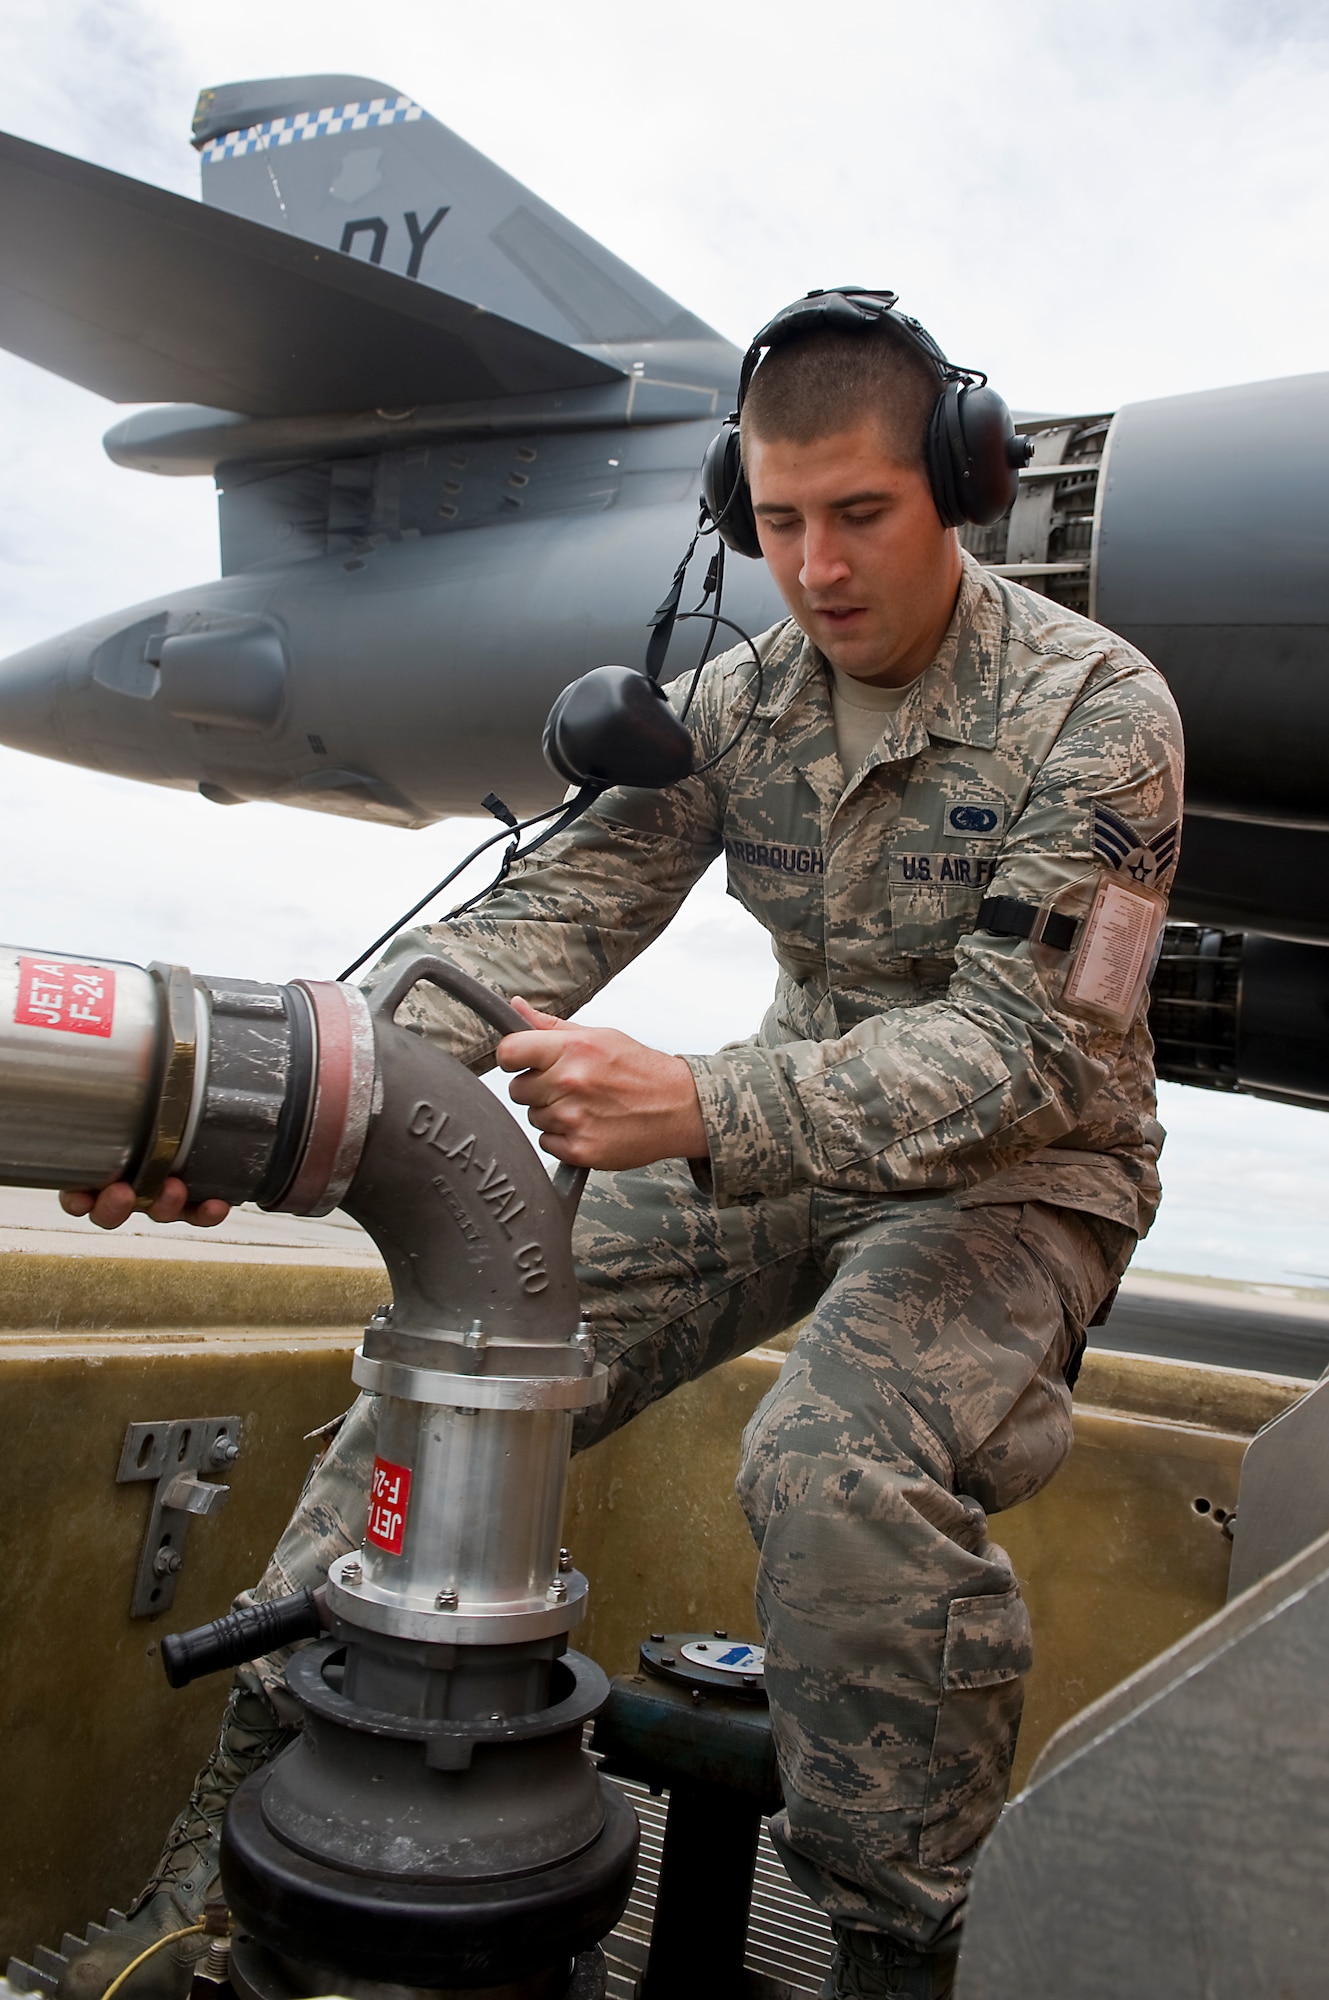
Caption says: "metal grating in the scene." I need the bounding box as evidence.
[602,1776,833,1999]
[960,412,1113,618]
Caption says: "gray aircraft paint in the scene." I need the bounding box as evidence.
[0,75,782,823]
[0,472,779,824]
[1094,372,1329,834]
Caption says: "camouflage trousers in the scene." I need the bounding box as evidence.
[241,1163,1132,1947]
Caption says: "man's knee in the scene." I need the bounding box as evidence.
[740,1374,1033,1928]
[736,1347,954,1546]
[958,1365,1075,1515]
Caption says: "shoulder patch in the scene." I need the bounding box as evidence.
[1092,803,1180,887]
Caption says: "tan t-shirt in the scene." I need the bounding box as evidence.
[829,665,916,782]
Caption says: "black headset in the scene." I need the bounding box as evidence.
[542,286,1030,794]
[701,287,1032,559]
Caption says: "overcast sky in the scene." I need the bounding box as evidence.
[0,0,1326,1287]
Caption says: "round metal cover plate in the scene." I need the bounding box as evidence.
[679,1638,765,1677]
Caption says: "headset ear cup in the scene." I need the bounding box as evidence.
[927,381,1022,528]
[926,382,967,528]
[702,423,762,559]
[953,385,1023,526]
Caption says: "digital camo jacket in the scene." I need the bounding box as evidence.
[386,552,1184,1236]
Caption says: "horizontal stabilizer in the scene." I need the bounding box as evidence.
[0,131,623,414]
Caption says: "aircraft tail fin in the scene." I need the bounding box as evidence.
[194,74,715,352]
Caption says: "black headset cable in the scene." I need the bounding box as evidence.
[336,784,601,983]
[673,609,765,776]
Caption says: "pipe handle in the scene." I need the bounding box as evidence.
[365,954,588,1217]
[366,953,527,1041]
[160,1588,324,1689]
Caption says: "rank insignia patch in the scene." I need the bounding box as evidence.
[1092,803,1180,887]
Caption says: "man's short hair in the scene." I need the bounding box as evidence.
[740,325,943,471]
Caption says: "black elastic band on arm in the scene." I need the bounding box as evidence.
[977,896,1078,953]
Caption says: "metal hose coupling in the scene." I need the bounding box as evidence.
[0,943,373,1213]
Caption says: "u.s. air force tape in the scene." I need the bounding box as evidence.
[977,896,1078,953]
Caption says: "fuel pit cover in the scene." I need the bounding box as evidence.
[639,1631,767,1699]
[681,1639,764,1677]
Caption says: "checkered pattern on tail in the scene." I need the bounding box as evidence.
[201,97,423,161]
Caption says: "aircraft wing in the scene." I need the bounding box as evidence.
[0,130,624,414]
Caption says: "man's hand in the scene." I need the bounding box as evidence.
[496,998,708,1171]
[59,1177,231,1231]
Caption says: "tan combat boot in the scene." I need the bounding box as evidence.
[56,1684,295,2000]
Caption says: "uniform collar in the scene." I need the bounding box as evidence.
[757,549,1003,756]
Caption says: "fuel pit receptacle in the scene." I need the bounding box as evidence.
[592,1633,782,2000]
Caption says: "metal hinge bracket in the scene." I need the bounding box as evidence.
[116,1416,243,1618]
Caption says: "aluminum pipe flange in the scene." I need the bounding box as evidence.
[132,963,204,1205]
[360,1317,599,1380]
[327,1550,590,1645]
[269,979,375,1216]
[352,1347,609,1411]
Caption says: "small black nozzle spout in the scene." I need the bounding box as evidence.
[160,1587,325,1689]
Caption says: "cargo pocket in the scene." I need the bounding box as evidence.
[919,1587,1033,1867]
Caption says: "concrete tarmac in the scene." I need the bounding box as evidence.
[1094,1272,1329,1381]
[0,1185,384,1265]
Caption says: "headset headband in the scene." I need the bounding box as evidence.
[735,287,986,412]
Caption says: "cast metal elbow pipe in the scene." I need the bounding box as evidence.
[343,953,587,1347]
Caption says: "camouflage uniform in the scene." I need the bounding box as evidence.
[225,554,1183,1942]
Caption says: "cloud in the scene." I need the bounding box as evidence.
[0,0,1326,1288]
